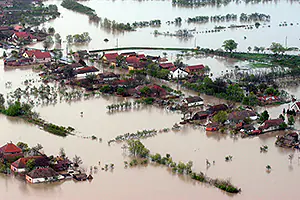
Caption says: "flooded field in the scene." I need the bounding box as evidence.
[0,62,299,199]
[30,0,300,54]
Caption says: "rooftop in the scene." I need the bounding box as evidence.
[0,142,22,154]
[27,168,59,179]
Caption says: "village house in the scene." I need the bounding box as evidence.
[159,62,175,70]
[23,49,52,63]
[126,55,142,70]
[290,101,300,113]
[51,157,72,172]
[11,31,36,43]
[258,118,285,132]
[169,67,189,79]
[183,96,204,107]
[75,66,99,76]
[228,110,257,123]
[102,52,119,66]
[98,72,120,82]
[120,52,136,57]
[258,95,280,104]
[207,104,228,115]
[0,142,23,160]
[10,155,49,173]
[32,51,51,63]
[185,64,205,74]
[192,111,209,120]
[275,132,299,148]
[26,167,65,184]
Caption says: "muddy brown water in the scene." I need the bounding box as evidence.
[0,59,300,199]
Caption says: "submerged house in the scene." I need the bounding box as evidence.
[228,110,257,123]
[183,96,204,107]
[169,68,189,79]
[159,62,175,70]
[26,168,64,184]
[185,64,205,74]
[102,52,119,66]
[11,156,49,173]
[258,118,285,131]
[290,101,300,112]
[0,142,23,160]
[207,104,228,115]
[192,111,209,120]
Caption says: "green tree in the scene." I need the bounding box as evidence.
[43,36,54,50]
[85,73,97,83]
[127,140,149,158]
[157,69,170,80]
[279,114,285,121]
[54,33,61,44]
[59,147,66,158]
[140,86,151,97]
[73,155,83,167]
[63,66,75,79]
[222,39,238,52]
[66,35,73,44]
[253,46,260,53]
[242,92,258,106]
[226,84,245,102]
[17,142,30,152]
[2,51,7,58]
[270,42,285,54]
[26,159,35,171]
[259,110,269,123]
[288,116,295,126]
[212,111,228,124]
[48,27,55,35]
[0,93,5,108]
[117,87,125,95]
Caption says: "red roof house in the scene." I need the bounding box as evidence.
[185,64,205,74]
[32,51,51,63]
[0,142,23,160]
[13,32,35,40]
[103,53,119,63]
[159,62,175,70]
[75,66,99,74]
[259,118,284,131]
[11,156,49,173]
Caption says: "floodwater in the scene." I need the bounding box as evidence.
[30,0,300,54]
[1,0,300,199]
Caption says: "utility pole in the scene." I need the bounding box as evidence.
[285,36,288,48]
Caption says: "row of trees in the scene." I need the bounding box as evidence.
[61,0,100,21]
[66,32,91,44]
[127,140,240,193]
[222,39,289,55]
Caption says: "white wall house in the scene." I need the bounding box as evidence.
[26,168,65,184]
[183,96,204,107]
[169,68,189,79]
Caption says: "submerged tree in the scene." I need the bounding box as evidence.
[73,155,83,167]
[222,39,238,52]
[127,140,149,158]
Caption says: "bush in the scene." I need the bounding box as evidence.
[143,97,154,105]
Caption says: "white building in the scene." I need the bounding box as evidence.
[169,68,189,79]
[26,168,64,184]
[183,96,204,107]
